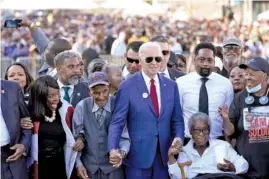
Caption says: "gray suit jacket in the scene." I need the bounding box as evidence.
[1,80,32,179]
[30,27,51,76]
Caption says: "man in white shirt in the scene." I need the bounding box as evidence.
[122,41,144,79]
[150,35,185,81]
[168,112,248,179]
[54,50,89,107]
[176,42,234,143]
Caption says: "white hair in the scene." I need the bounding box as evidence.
[102,63,122,74]
[188,112,211,132]
[54,50,81,66]
[138,42,162,59]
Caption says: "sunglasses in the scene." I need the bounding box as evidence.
[126,57,139,64]
[162,50,170,56]
[145,57,162,63]
[223,45,241,52]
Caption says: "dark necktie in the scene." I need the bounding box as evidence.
[62,86,70,102]
[199,78,209,115]
[150,79,159,118]
[96,107,104,125]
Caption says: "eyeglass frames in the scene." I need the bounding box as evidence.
[145,57,162,63]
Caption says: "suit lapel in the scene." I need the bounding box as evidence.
[71,84,81,106]
[168,68,177,81]
[136,72,155,115]
[159,74,167,119]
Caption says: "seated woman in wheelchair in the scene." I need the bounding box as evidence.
[168,112,249,179]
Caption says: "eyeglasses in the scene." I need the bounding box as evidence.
[126,57,139,64]
[145,57,162,63]
[223,45,241,53]
[192,128,209,135]
[162,50,170,56]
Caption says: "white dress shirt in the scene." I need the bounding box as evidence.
[176,72,234,138]
[168,139,249,179]
[122,66,130,79]
[142,70,161,113]
[0,108,10,147]
[57,79,75,101]
[159,67,171,79]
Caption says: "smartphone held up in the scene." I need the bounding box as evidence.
[4,19,22,28]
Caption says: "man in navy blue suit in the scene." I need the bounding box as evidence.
[108,42,184,179]
[1,80,31,179]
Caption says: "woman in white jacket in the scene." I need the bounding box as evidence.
[22,76,84,179]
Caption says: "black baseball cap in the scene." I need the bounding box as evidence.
[239,57,269,75]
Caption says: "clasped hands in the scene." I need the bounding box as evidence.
[109,149,126,168]
[168,137,183,156]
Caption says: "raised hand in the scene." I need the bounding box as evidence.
[219,104,229,120]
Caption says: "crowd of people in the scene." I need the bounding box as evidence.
[1,10,269,67]
[1,10,269,179]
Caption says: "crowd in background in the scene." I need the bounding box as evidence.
[1,10,269,76]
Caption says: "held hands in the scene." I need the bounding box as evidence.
[169,137,183,155]
[109,149,125,168]
[21,117,33,129]
[77,165,89,179]
[73,137,85,152]
[168,145,180,156]
[217,159,236,172]
[219,104,229,120]
[6,144,26,162]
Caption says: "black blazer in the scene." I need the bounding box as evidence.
[168,68,185,81]
[71,82,89,107]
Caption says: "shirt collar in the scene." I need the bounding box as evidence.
[183,138,218,155]
[193,71,215,81]
[92,97,111,113]
[57,79,74,90]
[142,70,159,85]
[159,67,169,77]
[122,66,130,78]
